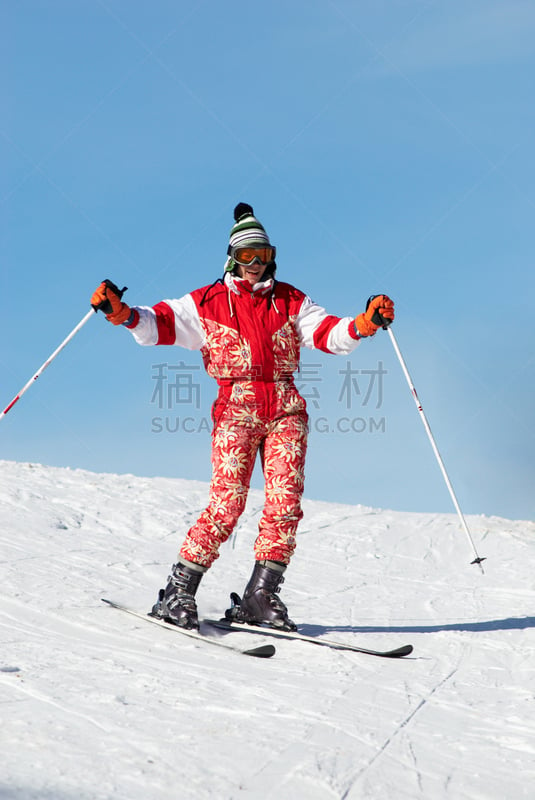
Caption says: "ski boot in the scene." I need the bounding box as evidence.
[150,561,205,630]
[226,560,297,632]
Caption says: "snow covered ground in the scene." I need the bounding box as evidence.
[0,459,534,800]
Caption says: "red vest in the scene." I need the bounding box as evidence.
[192,279,308,424]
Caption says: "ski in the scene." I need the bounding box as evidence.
[204,618,413,659]
[101,599,276,659]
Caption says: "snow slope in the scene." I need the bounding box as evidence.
[0,460,534,800]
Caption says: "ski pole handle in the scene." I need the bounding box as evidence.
[0,308,95,421]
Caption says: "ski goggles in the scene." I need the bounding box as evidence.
[228,245,276,266]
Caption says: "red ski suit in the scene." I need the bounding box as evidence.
[126,273,362,567]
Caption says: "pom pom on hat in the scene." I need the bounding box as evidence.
[234,202,254,222]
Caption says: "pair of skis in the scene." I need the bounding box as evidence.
[101,599,413,660]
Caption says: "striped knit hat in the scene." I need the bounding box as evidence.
[224,203,274,273]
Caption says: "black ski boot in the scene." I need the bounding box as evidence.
[150,561,205,630]
[227,560,297,631]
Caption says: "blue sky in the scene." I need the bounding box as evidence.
[1,0,534,525]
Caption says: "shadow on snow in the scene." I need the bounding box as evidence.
[298,616,535,636]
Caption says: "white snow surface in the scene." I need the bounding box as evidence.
[0,459,534,800]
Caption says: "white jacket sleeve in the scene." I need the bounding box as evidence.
[128,294,205,350]
[295,295,361,355]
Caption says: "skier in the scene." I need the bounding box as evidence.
[91,203,394,631]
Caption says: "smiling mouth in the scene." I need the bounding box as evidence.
[237,263,266,282]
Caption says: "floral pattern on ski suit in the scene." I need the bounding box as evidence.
[182,412,308,565]
[128,273,361,567]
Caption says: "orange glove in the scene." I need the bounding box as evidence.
[355,294,395,337]
[91,280,131,325]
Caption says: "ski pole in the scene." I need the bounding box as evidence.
[386,326,486,571]
[0,308,95,421]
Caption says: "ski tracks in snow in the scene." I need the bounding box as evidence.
[342,660,462,798]
[2,462,535,800]
[235,641,426,800]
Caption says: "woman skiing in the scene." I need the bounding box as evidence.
[91,203,394,631]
